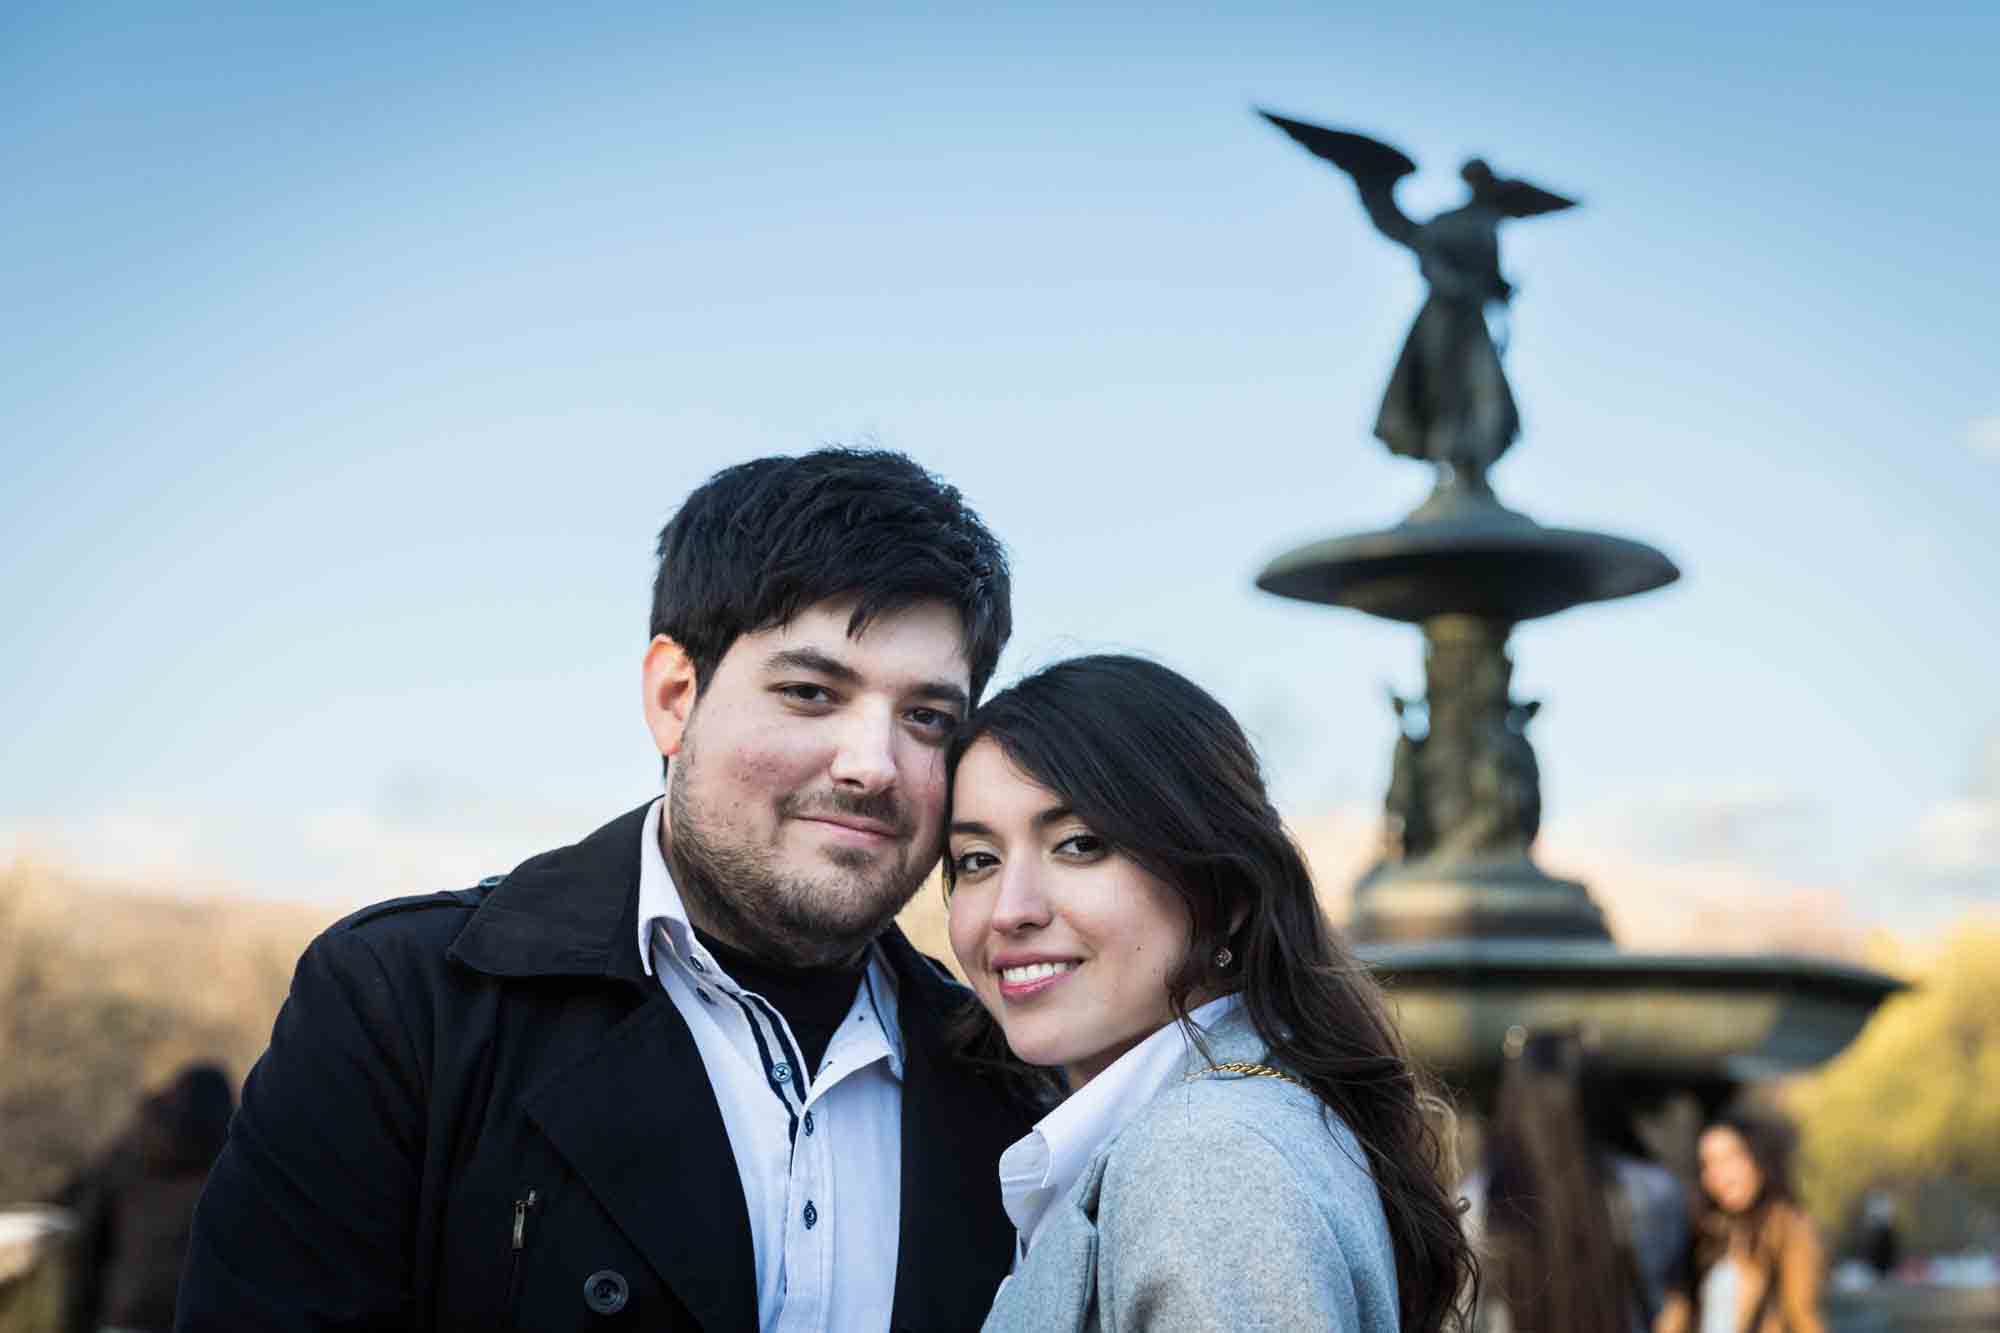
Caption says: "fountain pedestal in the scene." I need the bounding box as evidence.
[1258,485,1901,1095]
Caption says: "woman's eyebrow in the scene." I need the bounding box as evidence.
[949,806,1070,838]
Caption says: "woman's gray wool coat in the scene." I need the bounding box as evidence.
[983,1006,1403,1333]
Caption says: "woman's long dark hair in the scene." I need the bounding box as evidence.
[1481,1029,1629,1333]
[944,655,1474,1333]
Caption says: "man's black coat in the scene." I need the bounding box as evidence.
[176,804,1030,1331]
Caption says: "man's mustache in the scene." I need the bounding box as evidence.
[778,789,913,838]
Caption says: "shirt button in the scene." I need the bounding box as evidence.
[582,1269,628,1315]
[772,1062,792,1084]
[689,956,706,972]
[802,1111,815,1136]
[803,1201,818,1230]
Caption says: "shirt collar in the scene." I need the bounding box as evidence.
[636,796,687,977]
[998,992,1243,1257]
[636,795,905,1075]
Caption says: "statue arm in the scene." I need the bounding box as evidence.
[1491,177,1579,218]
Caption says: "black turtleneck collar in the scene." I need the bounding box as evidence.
[692,927,869,1077]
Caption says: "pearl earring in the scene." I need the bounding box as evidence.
[1213,946,1234,969]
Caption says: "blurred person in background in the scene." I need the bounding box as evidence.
[1460,1026,1686,1333]
[1655,1107,1827,1333]
[62,1063,233,1333]
[1857,1189,1899,1278]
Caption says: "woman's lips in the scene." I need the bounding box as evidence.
[995,959,1080,1002]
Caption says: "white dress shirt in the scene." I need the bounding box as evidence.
[636,797,903,1333]
[998,993,1243,1262]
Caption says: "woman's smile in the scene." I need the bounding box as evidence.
[993,957,1081,1000]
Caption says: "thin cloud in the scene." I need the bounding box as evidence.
[1567,782,1825,868]
[1910,798,2000,878]
[1880,731,2000,913]
[1538,833,1869,958]
[1969,415,2000,459]
[0,812,220,894]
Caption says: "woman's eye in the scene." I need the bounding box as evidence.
[951,849,998,876]
[1055,832,1106,859]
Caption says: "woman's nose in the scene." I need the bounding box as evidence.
[988,863,1053,934]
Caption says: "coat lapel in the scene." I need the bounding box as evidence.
[980,1003,1273,1333]
[981,1180,1101,1333]
[523,994,760,1333]
[884,931,1034,1332]
[453,803,759,1332]
[453,812,1030,1332]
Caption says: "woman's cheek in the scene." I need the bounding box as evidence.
[945,894,983,978]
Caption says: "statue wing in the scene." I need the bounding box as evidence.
[1257,109,1420,245]
[1491,176,1579,218]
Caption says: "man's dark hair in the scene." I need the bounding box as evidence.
[651,448,1011,700]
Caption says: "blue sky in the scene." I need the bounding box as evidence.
[3,3,1995,928]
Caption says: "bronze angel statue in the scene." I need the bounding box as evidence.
[1260,110,1577,495]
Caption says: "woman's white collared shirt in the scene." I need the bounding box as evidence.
[997,993,1242,1264]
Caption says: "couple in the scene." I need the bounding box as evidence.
[177,449,1472,1332]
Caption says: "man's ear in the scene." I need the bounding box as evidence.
[642,635,700,760]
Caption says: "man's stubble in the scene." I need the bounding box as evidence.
[664,726,939,968]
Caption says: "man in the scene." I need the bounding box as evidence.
[177,449,1029,1331]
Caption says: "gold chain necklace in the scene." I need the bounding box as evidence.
[1185,1061,1304,1089]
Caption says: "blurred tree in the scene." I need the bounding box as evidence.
[1785,919,2000,1252]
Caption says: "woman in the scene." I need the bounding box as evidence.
[943,654,1473,1332]
[1655,1110,1825,1333]
[1461,1026,1685,1333]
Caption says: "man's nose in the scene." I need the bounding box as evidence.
[827,708,898,794]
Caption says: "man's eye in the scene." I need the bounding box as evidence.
[778,684,833,704]
[908,707,958,731]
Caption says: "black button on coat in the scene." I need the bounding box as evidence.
[174,804,1032,1331]
[582,1270,628,1315]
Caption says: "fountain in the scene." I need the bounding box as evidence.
[1255,110,1901,1105]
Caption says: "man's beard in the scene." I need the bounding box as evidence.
[665,739,936,968]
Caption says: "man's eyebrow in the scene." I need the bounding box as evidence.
[912,680,970,712]
[764,647,861,683]
[763,648,969,712]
